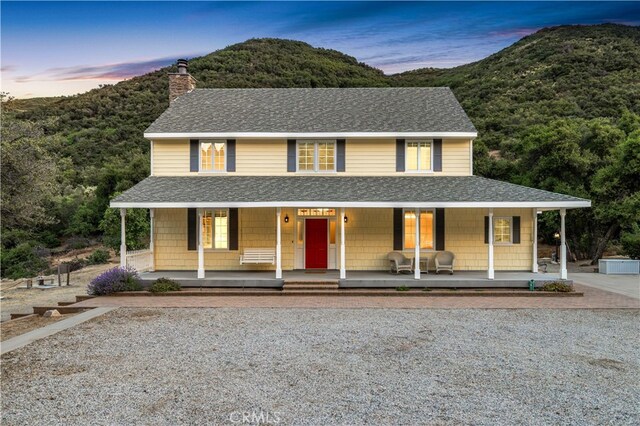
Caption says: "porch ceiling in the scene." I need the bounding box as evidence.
[111,176,590,209]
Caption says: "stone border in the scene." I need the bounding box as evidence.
[1,307,116,355]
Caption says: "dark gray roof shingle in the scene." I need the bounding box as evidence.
[111,176,589,206]
[145,88,477,134]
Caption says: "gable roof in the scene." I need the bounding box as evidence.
[145,87,477,136]
[111,176,590,208]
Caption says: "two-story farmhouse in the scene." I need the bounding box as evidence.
[111,60,590,287]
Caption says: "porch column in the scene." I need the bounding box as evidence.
[560,208,567,280]
[120,208,126,268]
[149,208,155,272]
[276,207,282,279]
[488,208,494,280]
[532,208,538,273]
[340,208,346,279]
[197,209,205,279]
[414,208,421,279]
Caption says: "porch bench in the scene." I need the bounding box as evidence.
[240,248,276,265]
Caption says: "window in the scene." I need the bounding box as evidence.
[200,140,226,172]
[202,209,228,249]
[406,140,432,172]
[297,208,336,216]
[403,210,434,249]
[493,217,512,244]
[297,141,335,172]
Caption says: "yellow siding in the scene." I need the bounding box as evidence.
[151,138,473,176]
[235,139,288,175]
[152,140,191,176]
[442,139,471,176]
[154,208,294,271]
[344,139,397,175]
[154,207,532,272]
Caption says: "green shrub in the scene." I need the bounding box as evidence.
[66,257,87,272]
[149,277,181,293]
[396,285,410,291]
[67,237,90,250]
[1,243,49,279]
[87,249,110,265]
[539,281,573,292]
[621,224,640,259]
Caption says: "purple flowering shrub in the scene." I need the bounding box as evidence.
[87,267,143,295]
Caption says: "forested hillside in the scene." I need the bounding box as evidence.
[2,25,639,278]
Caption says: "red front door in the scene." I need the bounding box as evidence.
[305,219,328,269]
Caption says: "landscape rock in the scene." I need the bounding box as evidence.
[42,309,61,318]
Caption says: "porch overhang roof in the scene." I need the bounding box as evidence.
[110,176,591,209]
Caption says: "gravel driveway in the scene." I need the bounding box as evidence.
[2,308,639,425]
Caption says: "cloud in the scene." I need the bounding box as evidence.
[1,65,16,73]
[13,55,199,83]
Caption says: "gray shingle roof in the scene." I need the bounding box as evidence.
[145,88,477,134]
[111,176,589,207]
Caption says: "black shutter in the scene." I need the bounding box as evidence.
[187,208,197,250]
[190,140,199,172]
[287,139,296,172]
[229,208,239,250]
[396,139,405,172]
[227,139,236,172]
[433,139,443,172]
[336,139,346,172]
[435,208,445,250]
[484,216,489,244]
[513,216,521,244]
[393,208,403,250]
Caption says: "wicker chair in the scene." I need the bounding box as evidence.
[435,251,456,275]
[388,252,413,274]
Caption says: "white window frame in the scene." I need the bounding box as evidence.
[199,139,227,173]
[296,140,337,173]
[201,208,230,251]
[402,208,436,251]
[405,139,434,173]
[493,216,513,245]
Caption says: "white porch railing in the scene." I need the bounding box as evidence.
[126,249,153,272]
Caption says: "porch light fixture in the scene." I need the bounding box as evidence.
[344,216,348,223]
[284,214,289,223]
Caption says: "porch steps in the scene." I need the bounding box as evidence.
[282,280,339,292]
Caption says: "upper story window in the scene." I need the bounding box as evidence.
[201,140,226,172]
[406,140,432,172]
[493,217,512,244]
[403,209,434,250]
[298,140,335,172]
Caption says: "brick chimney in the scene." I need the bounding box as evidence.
[169,59,196,103]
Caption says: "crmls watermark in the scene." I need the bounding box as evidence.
[229,410,282,425]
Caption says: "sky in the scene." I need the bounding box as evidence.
[1,1,639,98]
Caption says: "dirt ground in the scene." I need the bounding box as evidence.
[0,314,77,341]
[0,262,114,322]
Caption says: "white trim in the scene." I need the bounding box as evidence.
[145,132,478,139]
[276,208,282,279]
[532,208,538,273]
[414,208,420,280]
[149,208,155,272]
[560,208,567,280]
[120,209,126,268]
[404,139,434,173]
[197,209,204,279]
[488,208,494,280]
[340,208,346,279]
[111,200,591,209]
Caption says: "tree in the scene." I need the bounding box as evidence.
[99,204,150,253]
[591,130,640,262]
[0,113,59,230]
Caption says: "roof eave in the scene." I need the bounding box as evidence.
[144,131,478,140]
[111,200,591,209]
